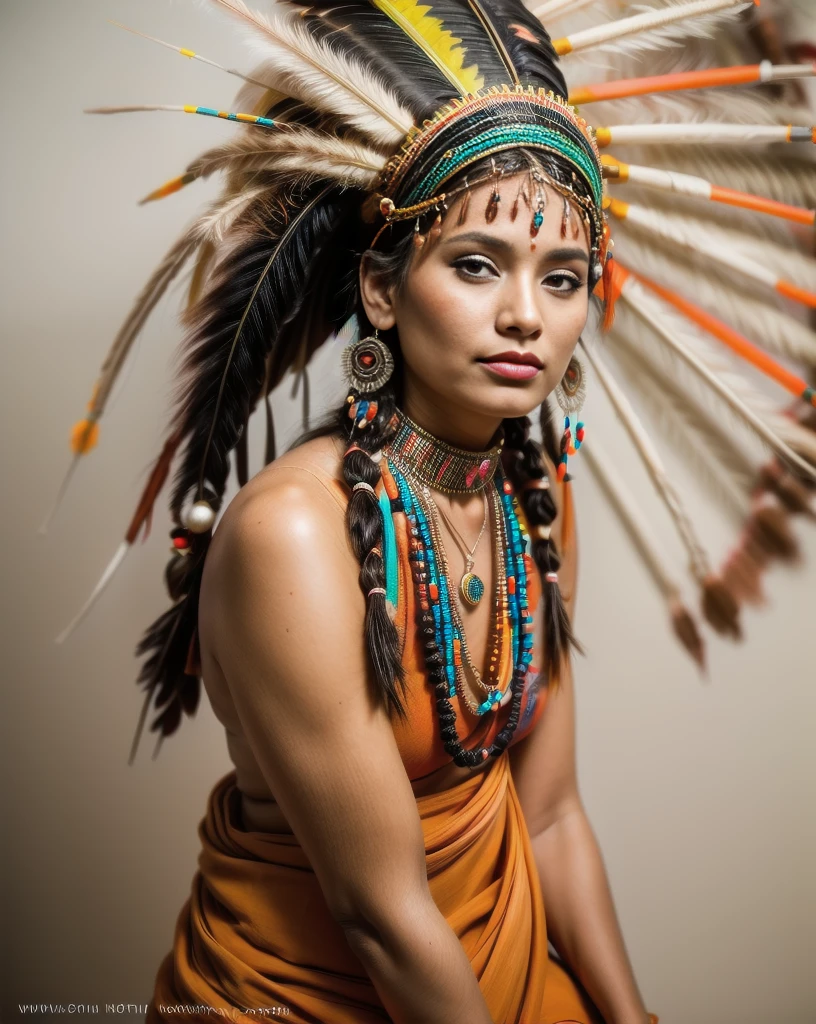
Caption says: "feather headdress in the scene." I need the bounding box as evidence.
[53,0,816,754]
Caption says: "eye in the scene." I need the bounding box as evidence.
[452,255,498,279]
[545,271,584,294]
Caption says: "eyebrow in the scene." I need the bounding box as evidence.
[441,231,589,264]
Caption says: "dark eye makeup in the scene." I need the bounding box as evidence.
[451,255,585,293]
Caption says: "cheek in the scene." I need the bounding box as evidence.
[396,266,488,362]
[545,289,590,346]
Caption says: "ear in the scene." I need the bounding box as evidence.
[359,253,397,331]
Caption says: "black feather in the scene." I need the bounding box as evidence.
[168,181,347,517]
[294,0,566,124]
[294,1,455,117]
[132,181,351,755]
[464,0,566,93]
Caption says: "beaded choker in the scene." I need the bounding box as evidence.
[385,409,505,494]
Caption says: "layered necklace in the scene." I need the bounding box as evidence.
[383,410,535,768]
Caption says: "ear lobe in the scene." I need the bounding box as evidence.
[359,255,397,331]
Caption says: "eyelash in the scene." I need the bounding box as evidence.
[452,256,584,293]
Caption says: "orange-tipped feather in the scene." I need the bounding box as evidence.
[70,418,99,454]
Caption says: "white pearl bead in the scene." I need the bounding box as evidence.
[184,500,216,534]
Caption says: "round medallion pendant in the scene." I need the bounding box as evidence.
[460,572,485,606]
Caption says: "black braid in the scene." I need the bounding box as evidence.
[502,411,584,691]
[338,377,410,720]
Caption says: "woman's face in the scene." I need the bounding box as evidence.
[360,169,593,447]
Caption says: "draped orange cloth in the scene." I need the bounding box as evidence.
[148,753,601,1023]
[148,457,602,1022]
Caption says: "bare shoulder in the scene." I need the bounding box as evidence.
[201,432,359,652]
[210,433,348,553]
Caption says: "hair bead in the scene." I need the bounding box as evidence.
[184,499,216,534]
[352,480,378,496]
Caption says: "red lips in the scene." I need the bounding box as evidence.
[479,350,544,369]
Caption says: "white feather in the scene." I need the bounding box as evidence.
[561,0,753,58]
[581,436,687,599]
[611,233,816,368]
[208,0,411,149]
[580,337,714,581]
[621,148,816,210]
[612,200,816,292]
[187,127,385,189]
[586,87,808,129]
[530,0,597,22]
[602,122,810,145]
[614,277,816,479]
[610,337,755,521]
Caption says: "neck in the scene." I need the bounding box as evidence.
[401,388,503,452]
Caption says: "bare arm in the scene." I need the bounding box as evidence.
[202,469,493,1024]
[509,470,650,1024]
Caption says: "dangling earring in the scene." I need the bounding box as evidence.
[342,328,394,432]
[529,170,546,250]
[553,352,587,481]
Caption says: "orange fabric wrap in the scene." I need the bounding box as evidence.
[148,756,601,1023]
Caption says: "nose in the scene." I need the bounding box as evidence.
[495,273,543,340]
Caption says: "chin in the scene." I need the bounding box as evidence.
[462,387,549,423]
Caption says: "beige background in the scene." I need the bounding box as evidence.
[2,2,814,1022]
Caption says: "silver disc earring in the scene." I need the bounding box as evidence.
[341,329,395,393]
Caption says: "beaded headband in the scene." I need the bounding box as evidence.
[376,86,606,260]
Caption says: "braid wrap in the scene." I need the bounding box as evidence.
[502,410,583,692]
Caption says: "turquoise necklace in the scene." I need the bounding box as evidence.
[385,452,535,763]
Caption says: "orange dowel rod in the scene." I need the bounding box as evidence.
[777,279,816,309]
[569,65,762,105]
[710,185,816,225]
[631,270,816,406]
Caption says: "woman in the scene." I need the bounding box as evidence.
[59,0,816,1021]
[148,152,652,1020]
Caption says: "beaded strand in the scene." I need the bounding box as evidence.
[417,481,510,714]
[386,458,533,767]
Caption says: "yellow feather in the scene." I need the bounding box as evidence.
[371,0,483,95]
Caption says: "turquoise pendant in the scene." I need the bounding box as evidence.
[476,689,503,715]
[460,572,485,606]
